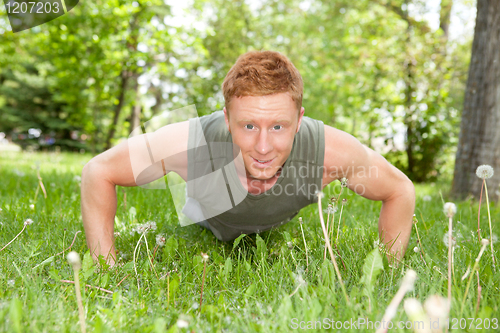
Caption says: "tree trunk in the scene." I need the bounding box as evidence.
[439,0,453,40]
[151,86,163,117]
[452,0,500,201]
[105,70,130,151]
[402,1,417,179]
[130,75,142,133]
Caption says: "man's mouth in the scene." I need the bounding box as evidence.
[252,157,274,167]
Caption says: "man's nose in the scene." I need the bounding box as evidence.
[254,130,273,155]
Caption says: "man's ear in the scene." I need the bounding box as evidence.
[223,107,231,133]
[296,107,305,133]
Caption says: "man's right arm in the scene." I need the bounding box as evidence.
[80,121,189,264]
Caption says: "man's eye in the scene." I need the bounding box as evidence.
[245,124,254,130]
[273,125,282,130]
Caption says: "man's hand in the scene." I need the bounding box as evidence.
[322,125,415,264]
[81,121,189,265]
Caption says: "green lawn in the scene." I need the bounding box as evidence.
[0,151,498,332]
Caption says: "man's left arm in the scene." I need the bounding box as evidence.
[323,125,415,263]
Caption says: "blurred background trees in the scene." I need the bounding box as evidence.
[0,0,477,183]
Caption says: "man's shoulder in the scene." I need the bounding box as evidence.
[195,110,228,139]
[322,124,371,181]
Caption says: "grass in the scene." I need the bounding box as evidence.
[0,151,499,332]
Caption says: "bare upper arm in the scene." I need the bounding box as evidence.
[322,124,412,201]
[84,121,189,187]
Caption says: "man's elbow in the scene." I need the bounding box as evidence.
[385,175,415,204]
[81,159,107,185]
[400,177,415,199]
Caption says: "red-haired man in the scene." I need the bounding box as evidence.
[81,50,415,266]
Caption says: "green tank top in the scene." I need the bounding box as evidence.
[184,111,325,241]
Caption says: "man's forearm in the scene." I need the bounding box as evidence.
[81,162,117,265]
[378,183,415,264]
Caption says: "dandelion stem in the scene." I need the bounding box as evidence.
[0,224,26,252]
[55,231,81,256]
[167,273,170,309]
[448,215,453,304]
[200,258,207,309]
[317,192,350,305]
[413,224,427,266]
[477,179,484,241]
[116,274,130,288]
[61,279,113,294]
[483,182,496,270]
[143,236,159,279]
[323,210,331,260]
[37,170,47,199]
[461,240,489,315]
[133,232,145,278]
[336,204,344,244]
[476,271,481,315]
[72,269,86,333]
[299,222,309,271]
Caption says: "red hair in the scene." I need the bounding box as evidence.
[222,50,303,112]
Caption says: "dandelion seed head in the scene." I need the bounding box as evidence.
[403,298,423,316]
[156,233,166,247]
[412,214,418,224]
[14,169,25,177]
[201,252,209,262]
[481,238,489,246]
[73,175,82,182]
[298,217,303,224]
[423,195,432,202]
[340,177,348,188]
[177,319,189,328]
[66,251,81,270]
[413,246,419,253]
[342,198,347,205]
[442,231,457,248]
[475,165,494,179]
[315,190,324,199]
[443,202,457,217]
[402,269,417,291]
[134,221,157,234]
[424,295,449,325]
[293,271,306,286]
[324,204,337,214]
[24,218,33,226]
[287,241,294,250]
[29,204,34,209]
[144,221,157,231]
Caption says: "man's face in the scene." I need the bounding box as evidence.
[224,92,304,181]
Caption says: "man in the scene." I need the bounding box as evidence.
[81,50,415,266]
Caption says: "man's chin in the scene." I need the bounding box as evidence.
[247,167,280,180]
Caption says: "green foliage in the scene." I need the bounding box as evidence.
[1,0,473,180]
[359,247,384,310]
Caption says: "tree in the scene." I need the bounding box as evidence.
[452,0,500,201]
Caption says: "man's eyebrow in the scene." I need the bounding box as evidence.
[236,119,292,124]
